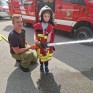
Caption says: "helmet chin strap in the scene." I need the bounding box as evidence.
[43,21,49,23]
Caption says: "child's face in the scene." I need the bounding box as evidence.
[43,12,50,23]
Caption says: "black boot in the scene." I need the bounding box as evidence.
[40,65,44,74]
[45,66,49,73]
[16,60,21,62]
[19,64,30,72]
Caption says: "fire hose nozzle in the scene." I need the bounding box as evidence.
[37,40,48,48]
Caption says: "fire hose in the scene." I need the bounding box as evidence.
[32,38,93,49]
[0,34,93,49]
[0,34,8,42]
[47,38,93,47]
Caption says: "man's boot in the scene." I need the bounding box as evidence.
[19,63,30,72]
[16,60,21,62]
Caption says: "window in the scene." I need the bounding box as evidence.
[20,0,33,6]
[23,1,33,5]
[61,0,72,3]
[80,0,86,6]
[72,0,80,4]
[37,0,55,12]
[88,0,93,2]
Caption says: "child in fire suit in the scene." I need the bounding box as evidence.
[34,5,55,74]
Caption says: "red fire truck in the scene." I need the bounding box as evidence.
[8,0,93,39]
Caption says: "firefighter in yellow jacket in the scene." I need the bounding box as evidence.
[34,5,55,74]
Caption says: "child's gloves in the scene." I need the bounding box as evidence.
[44,42,49,48]
[36,40,46,48]
[53,47,55,51]
[44,42,55,51]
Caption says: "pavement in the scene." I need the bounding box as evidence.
[0,19,93,93]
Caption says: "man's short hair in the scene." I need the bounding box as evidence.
[12,14,22,23]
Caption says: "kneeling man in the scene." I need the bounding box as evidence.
[8,14,37,72]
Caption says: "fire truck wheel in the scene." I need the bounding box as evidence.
[76,27,93,40]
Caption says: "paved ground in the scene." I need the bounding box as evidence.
[0,18,93,93]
